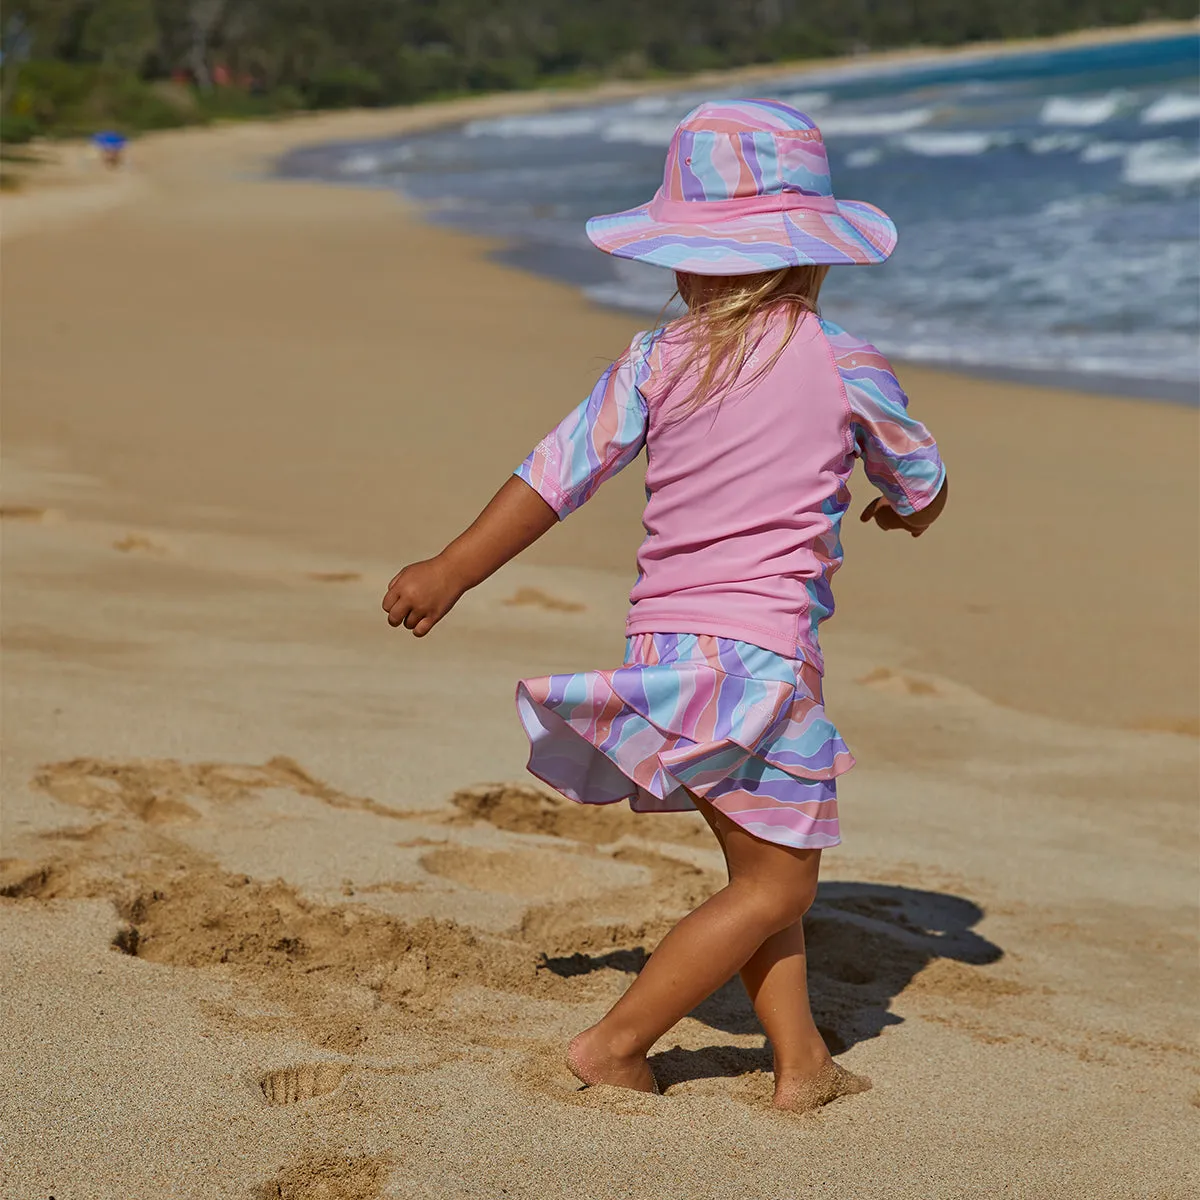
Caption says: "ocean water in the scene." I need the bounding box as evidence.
[279,35,1200,402]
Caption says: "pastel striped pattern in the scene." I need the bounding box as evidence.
[822,319,948,516]
[586,100,897,274]
[515,331,655,518]
[517,633,850,850]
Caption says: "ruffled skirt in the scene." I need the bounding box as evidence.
[515,632,853,849]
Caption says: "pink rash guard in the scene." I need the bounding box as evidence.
[516,310,945,670]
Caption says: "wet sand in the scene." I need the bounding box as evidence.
[2,63,1198,1200]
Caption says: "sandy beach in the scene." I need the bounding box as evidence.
[2,36,1198,1198]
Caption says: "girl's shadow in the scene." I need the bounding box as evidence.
[541,882,1002,1087]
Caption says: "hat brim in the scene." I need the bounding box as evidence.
[585,198,896,274]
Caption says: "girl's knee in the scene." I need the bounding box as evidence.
[736,877,818,933]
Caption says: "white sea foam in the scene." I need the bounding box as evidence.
[1039,196,1095,219]
[337,153,381,175]
[773,91,832,114]
[628,95,680,114]
[1039,91,1127,126]
[845,147,883,169]
[600,116,681,146]
[1141,92,1200,125]
[815,107,934,136]
[899,131,1006,157]
[464,113,601,139]
[1079,140,1128,164]
[1121,139,1200,188]
[584,279,678,315]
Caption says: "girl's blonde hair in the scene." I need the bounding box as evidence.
[657,265,830,415]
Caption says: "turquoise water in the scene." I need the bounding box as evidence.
[281,35,1200,401]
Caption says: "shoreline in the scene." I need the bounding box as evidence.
[2,97,1197,730]
[260,18,1199,409]
[561,284,1199,408]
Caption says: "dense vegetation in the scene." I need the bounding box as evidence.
[2,1,1193,141]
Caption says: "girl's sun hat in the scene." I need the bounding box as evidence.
[586,99,897,275]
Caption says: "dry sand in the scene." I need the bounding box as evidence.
[2,55,1198,1200]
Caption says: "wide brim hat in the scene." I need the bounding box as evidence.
[586,99,896,275]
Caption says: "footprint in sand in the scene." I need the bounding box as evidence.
[112,532,171,556]
[502,586,585,613]
[32,755,423,826]
[257,1152,390,1199]
[259,1061,348,1106]
[1130,716,1200,737]
[856,666,939,697]
[34,760,201,824]
[0,505,62,522]
[348,880,422,897]
[418,844,646,901]
[449,782,710,848]
[306,571,363,584]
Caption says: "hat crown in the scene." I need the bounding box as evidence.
[662,100,833,205]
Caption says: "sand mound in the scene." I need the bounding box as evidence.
[8,756,1028,1114]
[107,861,546,1003]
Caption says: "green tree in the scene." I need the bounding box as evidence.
[80,0,158,71]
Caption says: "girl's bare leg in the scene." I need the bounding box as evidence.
[701,805,870,1110]
[567,794,867,1108]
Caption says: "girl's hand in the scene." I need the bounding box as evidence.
[380,478,560,640]
[860,497,921,536]
[382,556,466,636]
[859,477,948,538]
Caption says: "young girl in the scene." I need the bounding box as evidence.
[382,100,947,1111]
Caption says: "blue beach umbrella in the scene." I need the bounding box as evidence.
[92,131,128,152]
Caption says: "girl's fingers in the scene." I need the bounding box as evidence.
[387,601,411,628]
[403,608,423,630]
[413,615,438,637]
[383,581,405,611]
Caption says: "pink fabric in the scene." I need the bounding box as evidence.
[515,311,945,667]
[626,314,853,659]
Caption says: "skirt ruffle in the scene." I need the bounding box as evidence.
[515,632,853,849]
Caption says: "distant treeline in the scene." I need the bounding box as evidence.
[1,1,1194,140]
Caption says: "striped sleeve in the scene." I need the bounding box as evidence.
[515,332,652,520]
[821,319,946,516]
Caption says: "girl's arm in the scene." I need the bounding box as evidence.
[821,324,947,540]
[383,332,653,639]
[382,477,557,636]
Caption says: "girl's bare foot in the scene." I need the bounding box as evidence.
[773,1058,871,1112]
[566,1029,659,1094]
